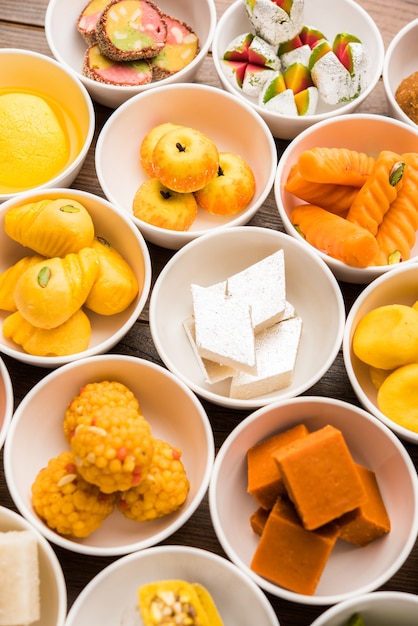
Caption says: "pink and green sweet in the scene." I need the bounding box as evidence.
[245,0,305,46]
[260,63,318,115]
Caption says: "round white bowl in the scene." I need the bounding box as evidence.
[45,0,217,109]
[343,264,418,444]
[274,113,418,283]
[209,396,418,606]
[0,505,67,626]
[0,188,151,368]
[0,356,13,451]
[95,83,278,250]
[212,0,384,140]
[383,18,418,128]
[310,591,418,626]
[0,48,94,203]
[65,545,280,625]
[4,355,214,556]
[149,226,345,409]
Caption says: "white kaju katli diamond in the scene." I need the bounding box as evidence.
[191,283,257,374]
[229,316,303,399]
[226,249,287,332]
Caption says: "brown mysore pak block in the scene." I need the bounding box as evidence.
[250,495,340,596]
[336,463,391,546]
[247,424,310,510]
[272,424,367,530]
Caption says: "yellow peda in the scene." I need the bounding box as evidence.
[377,363,418,432]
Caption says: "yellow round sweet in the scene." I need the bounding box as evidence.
[377,363,418,432]
[0,92,69,190]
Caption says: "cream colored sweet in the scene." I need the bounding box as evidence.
[226,250,286,332]
[230,316,302,399]
[0,530,40,626]
[183,317,235,384]
[191,283,256,374]
[0,92,69,192]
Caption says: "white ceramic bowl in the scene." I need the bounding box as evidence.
[95,83,278,250]
[0,356,13,451]
[4,355,214,556]
[149,226,345,409]
[212,0,384,140]
[0,48,94,203]
[0,188,151,368]
[383,18,418,128]
[45,0,217,109]
[274,113,418,283]
[209,396,418,605]
[310,591,418,626]
[65,545,280,625]
[0,505,67,626]
[343,264,418,444]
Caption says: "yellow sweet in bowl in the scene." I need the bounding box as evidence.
[0,92,69,191]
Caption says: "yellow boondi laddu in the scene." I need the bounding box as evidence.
[70,404,154,494]
[63,380,142,442]
[31,450,115,538]
[117,439,190,521]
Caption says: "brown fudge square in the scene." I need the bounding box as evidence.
[337,464,391,546]
[247,424,309,510]
[273,424,366,530]
[250,496,339,596]
[249,506,270,536]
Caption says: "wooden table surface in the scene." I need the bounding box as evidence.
[1,1,418,623]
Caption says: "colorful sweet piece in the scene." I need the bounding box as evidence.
[151,14,199,80]
[250,495,340,595]
[278,25,326,70]
[0,255,46,313]
[77,0,110,45]
[139,121,182,177]
[395,70,418,124]
[13,247,99,330]
[309,32,370,104]
[260,63,318,116]
[245,0,305,46]
[82,43,153,85]
[132,178,198,231]
[191,283,257,374]
[117,438,190,521]
[273,425,366,530]
[95,0,167,62]
[222,32,281,96]
[0,530,40,626]
[2,309,92,357]
[247,424,310,510]
[31,450,116,538]
[84,236,139,315]
[0,92,69,191]
[138,580,223,626]
[4,197,95,258]
[70,404,154,493]
[337,464,391,546]
[377,363,418,432]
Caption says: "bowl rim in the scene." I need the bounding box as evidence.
[309,590,418,625]
[274,113,418,282]
[0,504,68,626]
[208,395,418,605]
[3,354,215,557]
[212,0,385,123]
[0,48,95,202]
[0,356,13,450]
[0,187,152,368]
[149,225,346,409]
[95,82,278,244]
[343,263,418,443]
[65,544,280,625]
[382,17,418,128]
[45,0,218,96]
